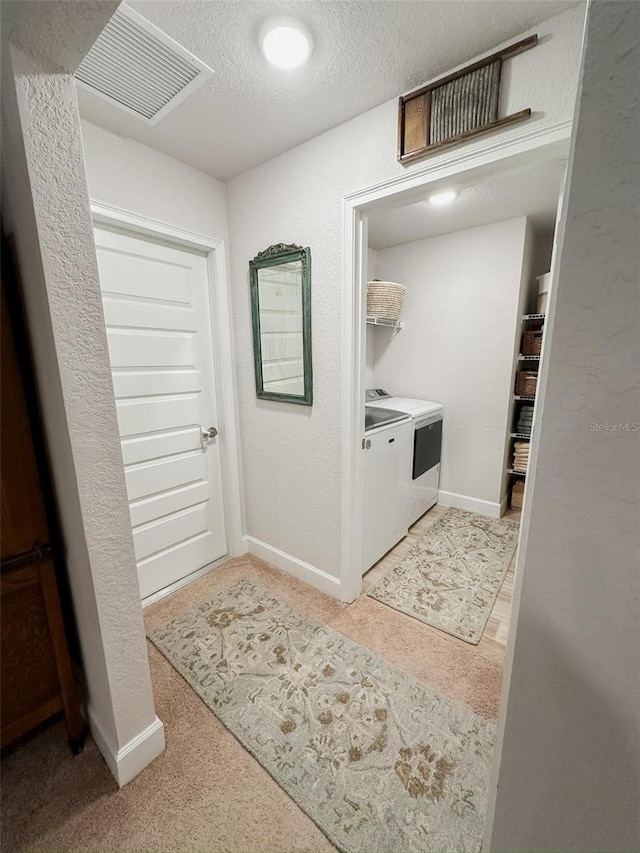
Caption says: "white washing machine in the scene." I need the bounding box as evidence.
[366,389,443,525]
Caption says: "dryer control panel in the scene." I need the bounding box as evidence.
[365,388,390,402]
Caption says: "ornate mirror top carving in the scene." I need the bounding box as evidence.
[252,243,304,263]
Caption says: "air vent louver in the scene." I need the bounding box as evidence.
[75,5,214,124]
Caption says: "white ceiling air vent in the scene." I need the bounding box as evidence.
[75,5,214,125]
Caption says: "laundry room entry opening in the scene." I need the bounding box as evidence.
[342,124,572,604]
[93,221,229,600]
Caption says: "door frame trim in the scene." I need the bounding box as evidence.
[340,118,573,603]
[90,201,245,585]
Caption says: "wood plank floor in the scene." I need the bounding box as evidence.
[362,503,520,664]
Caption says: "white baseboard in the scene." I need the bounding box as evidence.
[88,709,165,788]
[244,535,343,599]
[438,490,503,519]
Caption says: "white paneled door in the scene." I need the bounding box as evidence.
[94,226,227,599]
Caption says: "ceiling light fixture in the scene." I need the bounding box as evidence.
[259,17,313,69]
[429,190,457,206]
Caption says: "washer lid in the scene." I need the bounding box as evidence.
[367,396,443,418]
[364,406,412,432]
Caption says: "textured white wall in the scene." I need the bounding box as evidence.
[227,5,586,580]
[372,218,529,514]
[487,1,640,849]
[365,247,378,389]
[1,41,160,770]
[80,120,229,241]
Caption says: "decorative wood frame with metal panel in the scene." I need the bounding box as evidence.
[249,243,313,406]
[397,35,538,165]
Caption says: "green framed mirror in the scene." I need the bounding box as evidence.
[249,243,313,406]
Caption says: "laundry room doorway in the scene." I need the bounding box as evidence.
[341,124,571,603]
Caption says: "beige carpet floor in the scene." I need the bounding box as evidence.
[1,553,505,853]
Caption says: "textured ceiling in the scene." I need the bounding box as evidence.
[2,0,118,73]
[77,0,578,180]
[368,159,565,249]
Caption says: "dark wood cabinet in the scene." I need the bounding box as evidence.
[1,262,84,751]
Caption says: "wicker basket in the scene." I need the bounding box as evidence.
[515,371,538,397]
[523,329,544,356]
[366,280,406,322]
[511,479,525,510]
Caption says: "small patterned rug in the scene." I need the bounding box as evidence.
[368,508,519,644]
[149,578,495,853]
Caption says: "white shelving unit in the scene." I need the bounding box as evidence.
[507,312,546,503]
[366,316,404,330]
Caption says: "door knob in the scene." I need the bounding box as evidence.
[201,426,218,440]
[200,426,218,450]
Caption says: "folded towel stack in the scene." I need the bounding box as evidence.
[517,405,534,434]
[513,439,530,472]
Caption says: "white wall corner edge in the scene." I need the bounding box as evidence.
[88,708,165,788]
[243,535,343,600]
[500,493,509,518]
[437,491,504,519]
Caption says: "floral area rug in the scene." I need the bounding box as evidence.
[149,577,496,853]
[368,508,519,644]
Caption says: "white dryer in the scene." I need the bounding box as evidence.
[366,389,443,525]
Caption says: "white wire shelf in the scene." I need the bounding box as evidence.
[518,354,540,361]
[514,394,536,402]
[508,468,528,477]
[366,316,404,330]
[522,313,546,321]
[510,432,532,439]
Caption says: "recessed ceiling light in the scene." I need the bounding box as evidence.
[259,17,313,69]
[429,190,457,206]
